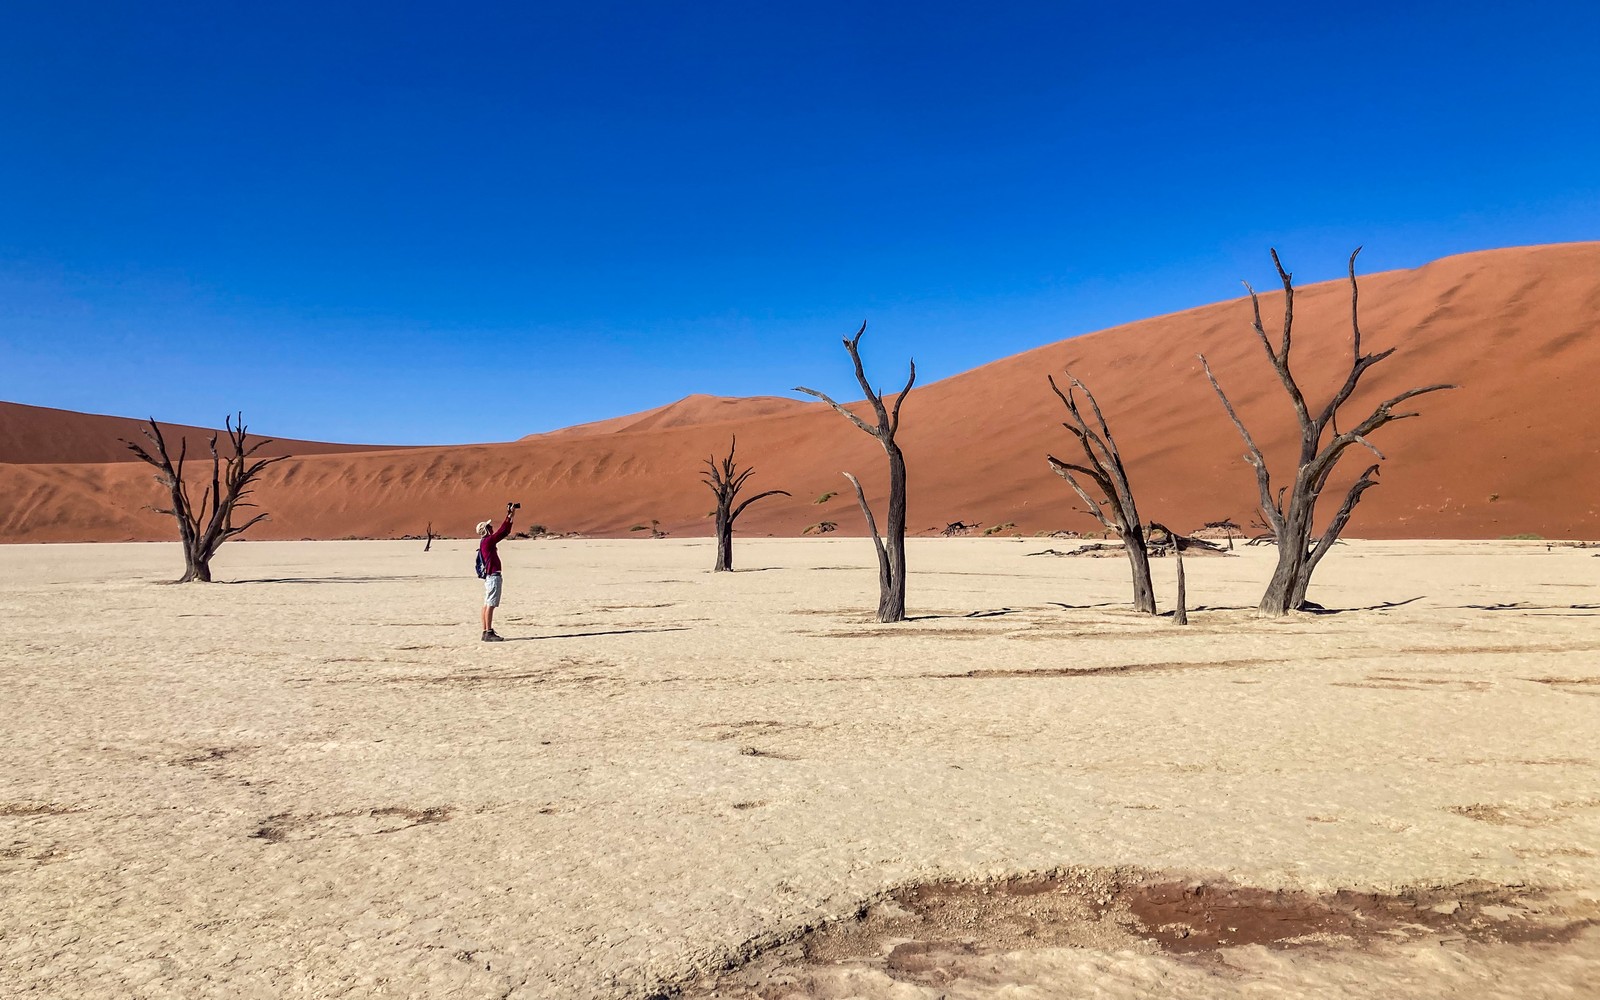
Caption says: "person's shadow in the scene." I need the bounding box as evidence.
[502,626,692,641]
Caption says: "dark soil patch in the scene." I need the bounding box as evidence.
[680,867,1598,997]
[0,802,81,817]
[252,806,453,842]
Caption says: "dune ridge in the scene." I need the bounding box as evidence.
[523,394,821,439]
[3,242,1598,543]
[0,401,401,466]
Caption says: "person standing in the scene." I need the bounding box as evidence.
[476,503,516,641]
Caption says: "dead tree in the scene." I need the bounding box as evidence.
[1148,522,1189,625]
[121,414,289,583]
[1045,371,1156,613]
[795,322,915,623]
[1199,248,1455,614]
[424,522,435,552]
[702,436,790,572]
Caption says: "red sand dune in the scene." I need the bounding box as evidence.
[3,243,1598,543]
[0,402,392,465]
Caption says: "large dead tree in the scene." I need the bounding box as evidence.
[1199,248,1455,614]
[795,322,915,623]
[1045,371,1156,613]
[122,414,289,583]
[702,436,790,572]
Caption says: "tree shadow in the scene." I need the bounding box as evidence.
[1300,596,1425,615]
[1465,601,1600,617]
[1047,601,1124,610]
[1463,602,1600,613]
[226,575,434,585]
[907,608,1029,621]
[502,627,692,641]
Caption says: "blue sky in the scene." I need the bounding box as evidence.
[3,1,1597,444]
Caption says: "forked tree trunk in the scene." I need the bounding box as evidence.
[1261,498,1315,612]
[183,552,213,583]
[1200,248,1454,614]
[796,322,916,623]
[843,448,908,621]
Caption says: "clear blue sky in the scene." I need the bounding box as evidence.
[3,1,1597,444]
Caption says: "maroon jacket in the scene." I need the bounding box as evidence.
[479,517,512,575]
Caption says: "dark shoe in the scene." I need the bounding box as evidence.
[482,630,505,642]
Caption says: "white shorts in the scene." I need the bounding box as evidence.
[484,573,503,607]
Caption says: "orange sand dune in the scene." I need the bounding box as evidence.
[0,401,395,465]
[4,243,1598,543]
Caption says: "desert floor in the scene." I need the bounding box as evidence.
[2,537,1598,999]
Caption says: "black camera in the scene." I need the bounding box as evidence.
[508,501,521,510]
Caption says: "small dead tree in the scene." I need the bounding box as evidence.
[1199,248,1455,614]
[795,322,915,623]
[702,436,790,572]
[1045,371,1156,613]
[1148,522,1189,625]
[121,414,289,583]
[424,522,435,552]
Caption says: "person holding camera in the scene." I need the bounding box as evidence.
[476,502,518,642]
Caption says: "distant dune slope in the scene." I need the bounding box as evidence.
[4,243,1598,542]
[0,402,396,465]
[524,394,821,439]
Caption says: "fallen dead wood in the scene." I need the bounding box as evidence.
[1027,525,1233,560]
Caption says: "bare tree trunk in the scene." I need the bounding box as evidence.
[1173,548,1188,625]
[1147,521,1189,625]
[796,323,916,623]
[1123,533,1155,614]
[714,510,734,571]
[1199,249,1454,615]
[122,415,289,583]
[1046,372,1156,614]
[424,522,434,552]
[183,553,212,583]
[883,442,908,622]
[701,437,789,573]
